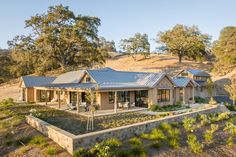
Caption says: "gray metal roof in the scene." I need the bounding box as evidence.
[172,77,196,87]
[186,69,210,77]
[52,70,85,84]
[86,68,165,88]
[29,67,171,90]
[21,76,56,88]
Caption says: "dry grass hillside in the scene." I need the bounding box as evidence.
[1,54,234,100]
[105,54,212,74]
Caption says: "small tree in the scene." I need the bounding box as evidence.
[120,33,150,61]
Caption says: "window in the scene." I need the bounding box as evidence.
[157,89,170,102]
[86,77,91,83]
[118,91,130,102]
[70,92,77,104]
[109,92,115,104]
[108,91,130,104]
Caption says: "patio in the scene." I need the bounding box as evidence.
[37,102,147,117]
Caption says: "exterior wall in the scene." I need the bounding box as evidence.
[99,92,114,110]
[130,91,135,104]
[184,86,194,103]
[148,76,175,107]
[26,88,35,103]
[173,88,181,104]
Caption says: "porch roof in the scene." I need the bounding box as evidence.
[36,83,97,90]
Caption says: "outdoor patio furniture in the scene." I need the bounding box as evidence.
[130,102,135,108]
[68,103,77,110]
[50,98,57,102]
[118,103,123,108]
[123,102,129,109]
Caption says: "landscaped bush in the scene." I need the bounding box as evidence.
[30,135,47,147]
[159,122,172,131]
[197,114,209,126]
[129,137,142,146]
[128,145,147,157]
[187,134,203,154]
[45,146,58,156]
[150,103,188,112]
[167,128,180,149]
[224,103,236,111]
[182,117,197,132]
[223,122,236,146]
[90,138,122,157]
[73,148,93,157]
[194,97,208,103]
[204,124,219,144]
[209,97,217,105]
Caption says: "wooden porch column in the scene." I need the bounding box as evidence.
[45,90,48,105]
[114,91,117,113]
[182,87,185,104]
[58,90,61,109]
[192,86,195,103]
[77,91,80,113]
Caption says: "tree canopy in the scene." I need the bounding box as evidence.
[8,5,105,72]
[119,33,150,61]
[212,26,236,74]
[157,24,211,63]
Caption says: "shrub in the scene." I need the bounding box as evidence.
[90,138,122,157]
[223,122,236,146]
[224,103,236,111]
[73,148,92,157]
[204,124,219,144]
[194,97,208,103]
[167,128,180,149]
[197,114,209,126]
[129,145,147,157]
[149,128,166,142]
[0,98,15,107]
[187,134,203,154]
[159,122,172,131]
[182,117,196,132]
[129,137,142,146]
[45,146,57,156]
[170,121,180,128]
[217,112,231,121]
[209,97,217,105]
[150,104,161,111]
[30,135,46,147]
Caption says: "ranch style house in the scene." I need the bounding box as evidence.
[19,67,212,112]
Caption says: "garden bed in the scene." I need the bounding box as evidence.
[36,110,157,135]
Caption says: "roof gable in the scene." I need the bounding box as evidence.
[172,77,197,87]
[52,70,85,84]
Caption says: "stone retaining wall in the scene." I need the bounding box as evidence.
[26,105,227,155]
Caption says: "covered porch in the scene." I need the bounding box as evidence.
[34,84,150,114]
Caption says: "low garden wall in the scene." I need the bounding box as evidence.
[26,104,228,155]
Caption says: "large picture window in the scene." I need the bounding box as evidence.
[157,89,170,102]
[108,91,130,104]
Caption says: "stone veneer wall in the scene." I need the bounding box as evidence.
[26,105,227,155]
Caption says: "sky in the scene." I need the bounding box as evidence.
[0,0,236,51]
